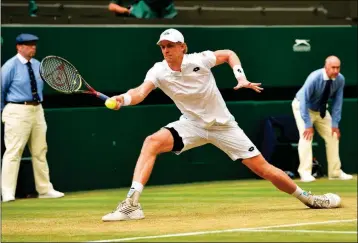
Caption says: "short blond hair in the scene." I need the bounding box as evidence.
[183,43,188,54]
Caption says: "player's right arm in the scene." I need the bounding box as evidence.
[111,81,155,109]
[111,63,161,109]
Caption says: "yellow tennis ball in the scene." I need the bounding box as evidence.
[105,98,118,109]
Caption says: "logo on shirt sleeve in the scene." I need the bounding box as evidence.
[193,67,200,72]
[248,146,255,152]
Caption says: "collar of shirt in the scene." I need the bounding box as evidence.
[16,53,34,64]
[181,54,189,67]
[164,54,189,73]
[322,68,336,81]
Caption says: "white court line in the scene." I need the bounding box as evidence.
[245,229,357,234]
[90,219,357,242]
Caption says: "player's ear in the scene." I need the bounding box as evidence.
[182,43,188,54]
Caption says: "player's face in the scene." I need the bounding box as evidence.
[158,40,184,62]
[325,60,340,79]
[17,42,37,59]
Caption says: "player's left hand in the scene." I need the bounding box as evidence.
[331,127,341,140]
[234,79,263,93]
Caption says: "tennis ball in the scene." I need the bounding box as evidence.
[105,98,118,110]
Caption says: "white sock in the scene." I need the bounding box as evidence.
[127,181,144,198]
[292,186,310,204]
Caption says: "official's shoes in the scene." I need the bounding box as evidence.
[300,174,316,183]
[102,198,145,221]
[304,192,341,209]
[2,195,15,203]
[329,171,353,180]
[38,190,64,199]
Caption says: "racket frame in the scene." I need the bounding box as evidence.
[40,55,109,101]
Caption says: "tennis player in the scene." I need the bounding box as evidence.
[102,29,342,221]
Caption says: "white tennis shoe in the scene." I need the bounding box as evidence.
[304,192,341,209]
[38,190,64,199]
[102,198,145,221]
[300,174,316,183]
[2,194,15,203]
[329,171,353,180]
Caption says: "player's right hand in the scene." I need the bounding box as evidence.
[110,95,124,110]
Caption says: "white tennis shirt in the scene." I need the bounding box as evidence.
[144,50,234,128]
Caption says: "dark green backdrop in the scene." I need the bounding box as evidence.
[2,25,357,94]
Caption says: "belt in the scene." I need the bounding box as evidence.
[7,101,41,106]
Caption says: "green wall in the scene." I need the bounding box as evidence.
[2,25,357,95]
[42,99,357,192]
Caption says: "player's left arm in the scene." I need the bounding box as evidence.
[213,50,263,93]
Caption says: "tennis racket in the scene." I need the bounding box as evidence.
[39,55,109,101]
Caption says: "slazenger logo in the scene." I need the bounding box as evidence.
[293,39,311,52]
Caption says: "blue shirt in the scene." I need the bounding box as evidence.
[296,68,344,128]
[1,53,44,110]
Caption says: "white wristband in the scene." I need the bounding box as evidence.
[233,64,246,79]
[122,93,132,106]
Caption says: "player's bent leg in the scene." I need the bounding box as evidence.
[242,154,341,209]
[132,128,175,185]
[102,128,175,222]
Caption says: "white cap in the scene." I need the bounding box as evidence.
[156,28,184,45]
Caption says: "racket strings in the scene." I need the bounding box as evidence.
[41,57,81,93]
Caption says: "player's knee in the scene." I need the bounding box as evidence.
[142,135,164,154]
[243,155,271,178]
[258,164,273,178]
[250,162,268,178]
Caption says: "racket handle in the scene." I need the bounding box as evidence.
[96,92,110,101]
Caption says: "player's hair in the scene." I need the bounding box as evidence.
[183,43,188,54]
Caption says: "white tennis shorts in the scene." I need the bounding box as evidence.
[165,117,261,161]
